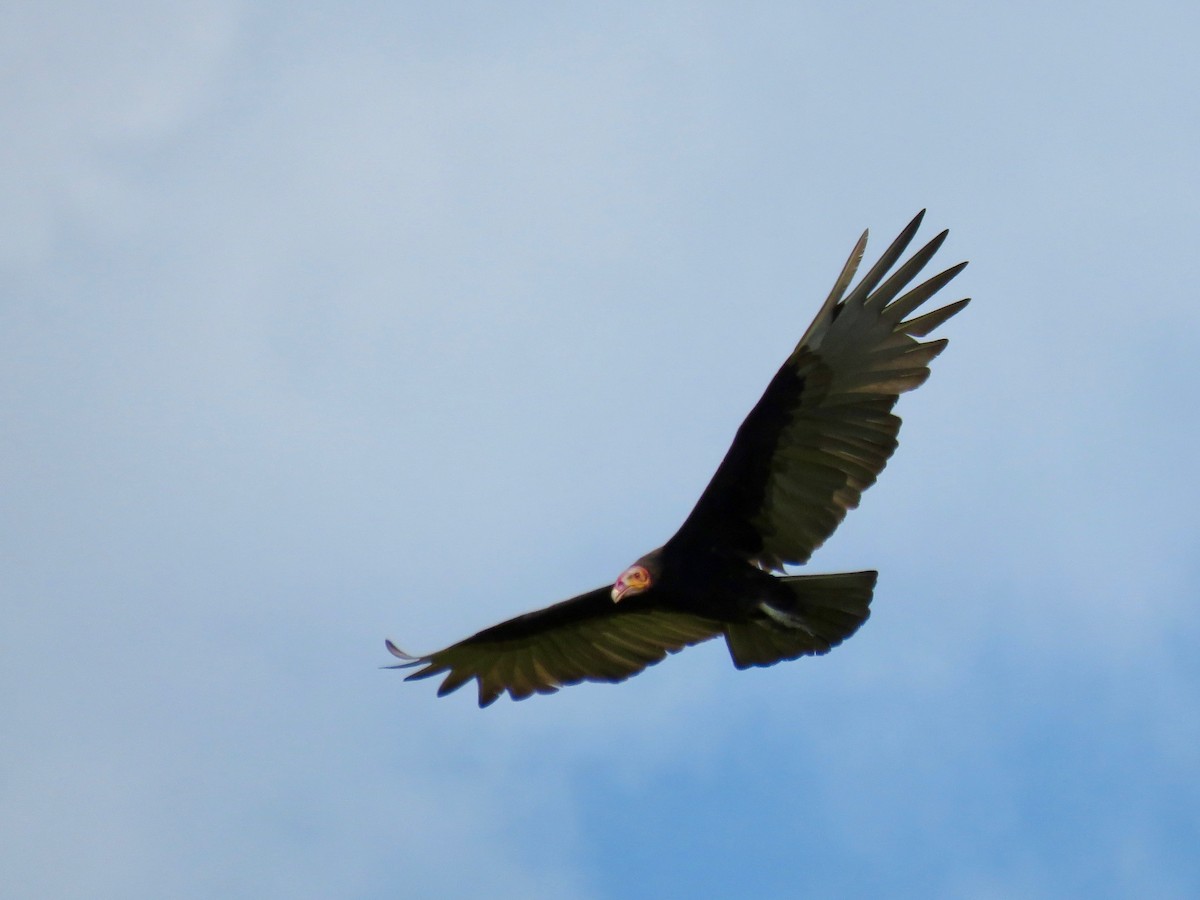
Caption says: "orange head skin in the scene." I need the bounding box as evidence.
[611,563,652,602]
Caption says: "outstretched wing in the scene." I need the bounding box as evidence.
[387,587,723,707]
[668,211,969,570]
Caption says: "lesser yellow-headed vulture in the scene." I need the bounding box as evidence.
[388,211,969,706]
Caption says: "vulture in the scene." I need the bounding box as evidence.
[388,211,968,706]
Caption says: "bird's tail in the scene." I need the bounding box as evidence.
[723,570,876,669]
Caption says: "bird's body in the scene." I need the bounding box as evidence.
[389,211,969,706]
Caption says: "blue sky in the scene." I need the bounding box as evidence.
[3,3,1199,897]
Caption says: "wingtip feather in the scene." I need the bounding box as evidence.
[385,638,418,661]
[899,297,971,336]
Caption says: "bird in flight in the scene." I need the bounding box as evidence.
[388,211,968,706]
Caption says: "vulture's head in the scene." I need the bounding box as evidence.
[611,549,663,602]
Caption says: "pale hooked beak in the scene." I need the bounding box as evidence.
[611,564,651,603]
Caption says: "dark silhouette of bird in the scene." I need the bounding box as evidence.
[388,211,968,706]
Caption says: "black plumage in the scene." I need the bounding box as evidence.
[388,211,968,706]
